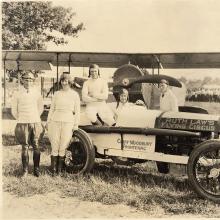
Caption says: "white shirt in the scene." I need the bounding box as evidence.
[11,86,43,123]
[110,102,133,115]
[82,78,108,104]
[47,89,80,127]
[160,89,178,112]
[109,102,136,121]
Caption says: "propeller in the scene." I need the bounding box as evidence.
[73,65,182,89]
[112,74,182,88]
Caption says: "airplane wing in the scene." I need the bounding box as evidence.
[3,50,220,69]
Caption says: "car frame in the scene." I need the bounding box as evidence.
[64,73,220,203]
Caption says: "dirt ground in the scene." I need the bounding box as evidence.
[4,191,206,219]
[3,191,153,219]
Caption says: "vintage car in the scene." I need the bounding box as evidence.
[2,50,220,203]
[64,67,220,203]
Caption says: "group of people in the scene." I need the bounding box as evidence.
[11,64,178,178]
[186,88,220,102]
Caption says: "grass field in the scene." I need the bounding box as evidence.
[2,101,220,217]
[3,141,220,217]
[185,101,220,115]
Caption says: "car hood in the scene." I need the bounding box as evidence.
[80,104,220,132]
[115,106,220,132]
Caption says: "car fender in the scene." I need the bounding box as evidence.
[192,138,220,149]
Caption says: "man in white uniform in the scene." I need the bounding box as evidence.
[159,79,178,112]
[82,64,115,126]
[11,72,44,177]
[157,79,178,174]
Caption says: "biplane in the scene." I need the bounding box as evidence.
[2,50,220,203]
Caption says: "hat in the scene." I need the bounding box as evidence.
[160,79,169,85]
[21,72,35,81]
[60,72,72,82]
[118,88,129,96]
[89,64,99,70]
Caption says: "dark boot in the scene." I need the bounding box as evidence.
[33,150,41,177]
[57,156,65,175]
[21,146,29,178]
[51,155,58,176]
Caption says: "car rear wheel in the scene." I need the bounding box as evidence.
[187,141,220,203]
[65,129,95,174]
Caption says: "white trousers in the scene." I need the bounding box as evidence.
[48,121,74,156]
[86,102,115,125]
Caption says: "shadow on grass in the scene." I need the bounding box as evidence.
[91,161,190,193]
[2,146,192,196]
[4,156,190,193]
[88,163,218,216]
[2,135,190,194]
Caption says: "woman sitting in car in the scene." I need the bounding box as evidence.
[110,88,146,121]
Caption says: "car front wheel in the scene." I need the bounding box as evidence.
[65,129,95,174]
[187,140,220,203]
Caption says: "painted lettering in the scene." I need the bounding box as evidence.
[159,118,216,131]
[124,145,147,151]
[116,138,153,149]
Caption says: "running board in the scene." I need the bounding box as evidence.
[101,148,189,164]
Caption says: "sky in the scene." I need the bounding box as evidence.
[49,0,220,53]
[46,0,220,79]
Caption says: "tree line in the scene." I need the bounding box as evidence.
[2,1,85,80]
[2,1,84,50]
[179,76,220,89]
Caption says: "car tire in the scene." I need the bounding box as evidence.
[156,161,170,174]
[65,128,95,174]
[187,140,220,203]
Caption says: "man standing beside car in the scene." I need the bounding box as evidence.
[159,79,178,112]
[156,78,178,174]
[11,72,44,177]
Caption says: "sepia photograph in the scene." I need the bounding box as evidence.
[2,0,220,219]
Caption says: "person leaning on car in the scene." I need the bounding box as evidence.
[11,72,44,178]
[46,72,80,176]
[82,64,116,126]
[159,79,178,112]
